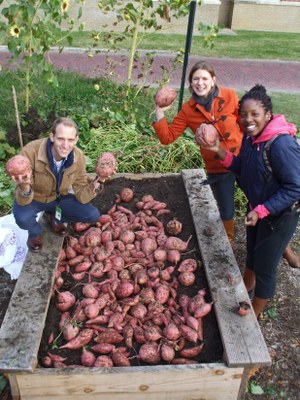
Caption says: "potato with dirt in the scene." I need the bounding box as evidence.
[6,154,32,180]
[155,86,177,108]
[95,152,117,182]
[195,123,219,146]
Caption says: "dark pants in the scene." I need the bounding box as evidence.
[207,172,236,221]
[13,194,100,238]
[246,210,299,298]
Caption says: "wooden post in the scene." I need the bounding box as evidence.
[12,85,23,149]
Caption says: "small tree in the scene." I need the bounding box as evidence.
[97,0,202,99]
[0,0,84,112]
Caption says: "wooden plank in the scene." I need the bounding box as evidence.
[0,215,64,372]
[15,363,244,400]
[182,169,271,368]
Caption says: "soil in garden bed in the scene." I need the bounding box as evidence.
[38,175,224,367]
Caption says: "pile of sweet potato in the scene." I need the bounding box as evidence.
[42,190,213,368]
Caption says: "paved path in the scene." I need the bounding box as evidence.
[1,47,300,93]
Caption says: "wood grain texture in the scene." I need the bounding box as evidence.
[11,363,243,400]
[182,169,271,368]
[0,215,64,372]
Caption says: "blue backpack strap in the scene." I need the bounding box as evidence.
[263,135,280,172]
[263,134,300,210]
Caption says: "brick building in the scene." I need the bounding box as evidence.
[1,0,300,33]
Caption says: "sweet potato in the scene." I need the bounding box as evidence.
[81,348,96,367]
[178,271,195,287]
[139,343,161,364]
[153,249,167,262]
[115,281,134,299]
[180,325,198,343]
[130,303,147,320]
[178,258,197,273]
[163,323,180,341]
[144,325,162,342]
[91,343,116,354]
[111,350,131,367]
[194,301,214,318]
[155,86,177,107]
[6,154,32,178]
[160,343,175,362]
[167,249,181,264]
[166,219,182,236]
[171,358,198,365]
[120,188,134,202]
[84,303,100,319]
[82,283,99,299]
[94,329,124,344]
[63,322,80,341]
[141,237,157,256]
[155,284,170,305]
[195,123,218,146]
[179,343,204,359]
[94,355,113,367]
[74,222,91,232]
[56,291,76,312]
[95,152,117,181]
[165,235,192,252]
[59,329,94,349]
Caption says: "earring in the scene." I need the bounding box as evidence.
[212,83,214,88]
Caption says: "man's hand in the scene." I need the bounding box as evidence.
[12,171,32,192]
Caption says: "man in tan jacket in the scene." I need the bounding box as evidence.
[11,117,106,252]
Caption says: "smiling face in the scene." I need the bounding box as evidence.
[190,68,216,98]
[49,123,78,161]
[239,99,272,138]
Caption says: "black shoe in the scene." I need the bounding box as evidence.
[44,212,68,236]
[27,235,43,252]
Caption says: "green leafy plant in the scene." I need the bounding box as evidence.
[0,163,15,215]
[198,22,219,49]
[0,128,16,160]
[0,0,84,112]
[267,304,277,320]
[79,122,203,174]
[96,1,201,105]
[248,379,265,395]
[0,374,7,393]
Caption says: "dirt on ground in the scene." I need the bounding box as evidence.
[0,175,299,400]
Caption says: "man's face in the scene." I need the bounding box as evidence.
[49,123,78,161]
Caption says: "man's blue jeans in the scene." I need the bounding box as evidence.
[13,194,100,237]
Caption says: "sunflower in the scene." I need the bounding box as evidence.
[9,25,20,38]
[61,0,70,12]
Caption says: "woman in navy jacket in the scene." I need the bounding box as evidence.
[198,85,300,317]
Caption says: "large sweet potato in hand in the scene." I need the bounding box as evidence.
[6,155,32,178]
[155,86,177,107]
[95,152,117,181]
[195,123,218,146]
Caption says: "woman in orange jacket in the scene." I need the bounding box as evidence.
[152,61,242,242]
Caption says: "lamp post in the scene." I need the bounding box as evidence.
[178,0,197,111]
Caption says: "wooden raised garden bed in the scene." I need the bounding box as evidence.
[0,169,271,400]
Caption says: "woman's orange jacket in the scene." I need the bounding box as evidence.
[152,85,243,174]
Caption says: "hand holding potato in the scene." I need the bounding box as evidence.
[155,86,177,108]
[6,155,32,191]
[95,152,117,184]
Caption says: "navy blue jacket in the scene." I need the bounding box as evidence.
[228,115,300,216]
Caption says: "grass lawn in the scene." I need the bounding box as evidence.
[52,30,300,62]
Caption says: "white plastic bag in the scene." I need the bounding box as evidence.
[0,214,28,280]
